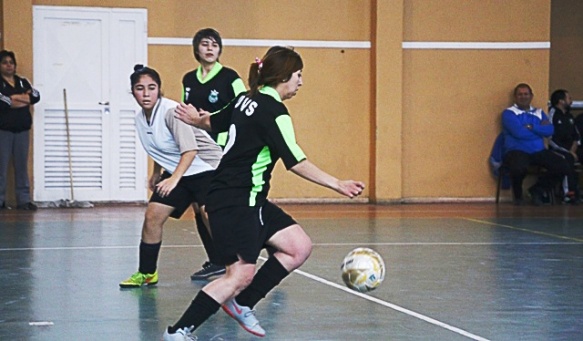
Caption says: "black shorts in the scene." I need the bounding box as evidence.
[208,201,296,265]
[149,170,213,219]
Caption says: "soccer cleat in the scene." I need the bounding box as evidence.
[119,270,158,288]
[222,298,265,337]
[163,326,197,341]
[190,261,226,280]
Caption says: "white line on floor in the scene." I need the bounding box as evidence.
[259,256,491,341]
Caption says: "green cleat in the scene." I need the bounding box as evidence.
[119,271,158,288]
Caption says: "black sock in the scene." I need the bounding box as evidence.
[195,213,217,263]
[138,241,161,274]
[169,290,220,333]
[236,256,289,308]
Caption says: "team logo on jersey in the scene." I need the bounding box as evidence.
[208,89,219,103]
[184,87,191,100]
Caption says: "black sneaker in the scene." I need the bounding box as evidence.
[190,261,226,280]
[16,202,38,211]
[0,202,12,210]
[528,186,544,206]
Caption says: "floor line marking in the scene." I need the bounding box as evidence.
[258,256,490,341]
[462,217,583,243]
[0,241,579,252]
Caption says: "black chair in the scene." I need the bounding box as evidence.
[496,165,556,204]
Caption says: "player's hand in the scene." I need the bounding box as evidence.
[148,173,161,191]
[175,102,200,126]
[155,178,178,198]
[336,180,365,199]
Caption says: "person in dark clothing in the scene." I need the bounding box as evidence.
[0,50,40,210]
[549,89,581,202]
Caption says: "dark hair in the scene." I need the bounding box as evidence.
[130,64,162,89]
[550,89,568,107]
[248,46,303,96]
[192,28,223,62]
[514,83,533,96]
[0,50,16,66]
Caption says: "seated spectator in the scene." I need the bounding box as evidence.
[548,89,581,203]
[501,83,572,205]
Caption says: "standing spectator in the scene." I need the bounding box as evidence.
[549,89,581,202]
[182,28,246,280]
[501,83,571,205]
[0,50,40,210]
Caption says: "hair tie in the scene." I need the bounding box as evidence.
[255,57,263,71]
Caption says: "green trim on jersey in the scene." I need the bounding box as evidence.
[275,115,306,162]
[196,62,223,84]
[232,78,246,96]
[259,86,282,102]
[249,146,272,206]
[216,132,228,146]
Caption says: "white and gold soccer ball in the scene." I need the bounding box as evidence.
[340,247,385,293]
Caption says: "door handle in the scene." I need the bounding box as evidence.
[98,101,110,114]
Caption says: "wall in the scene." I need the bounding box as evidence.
[0,0,557,204]
[401,0,550,201]
[550,0,583,103]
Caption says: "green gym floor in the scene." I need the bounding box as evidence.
[1,203,582,341]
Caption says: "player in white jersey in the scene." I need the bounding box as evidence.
[119,65,222,288]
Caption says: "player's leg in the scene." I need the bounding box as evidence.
[164,259,256,339]
[119,202,173,288]
[224,202,311,337]
[191,203,226,280]
[120,172,193,288]
[164,205,259,339]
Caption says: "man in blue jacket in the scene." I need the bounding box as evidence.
[502,83,570,205]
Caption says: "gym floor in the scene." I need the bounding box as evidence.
[1,203,582,340]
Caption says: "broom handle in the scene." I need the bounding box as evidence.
[63,89,74,201]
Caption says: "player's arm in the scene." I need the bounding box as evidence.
[149,161,162,191]
[174,102,211,130]
[290,160,365,198]
[155,109,199,197]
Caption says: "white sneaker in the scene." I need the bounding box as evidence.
[222,298,266,337]
[162,326,197,341]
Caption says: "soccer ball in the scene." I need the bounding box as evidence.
[340,248,385,293]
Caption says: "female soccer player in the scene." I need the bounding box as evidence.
[182,28,247,280]
[119,65,222,288]
[164,46,365,340]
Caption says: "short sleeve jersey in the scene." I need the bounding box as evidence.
[206,86,307,210]
[135,97,222,176]
[182,62,246,145]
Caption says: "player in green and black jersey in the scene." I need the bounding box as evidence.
[165,46,365,340]
[182,28,246,281]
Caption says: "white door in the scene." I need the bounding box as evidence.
[33,6,148,202]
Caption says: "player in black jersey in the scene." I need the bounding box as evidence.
[183,28,247,281]
[163,46,365,340]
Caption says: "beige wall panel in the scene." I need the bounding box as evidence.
[33,0,371,40]
[268,48,371,199]
[373,0,404,202]
[402,49,549,198]
[550,0,583,102]
[404,0,550,41]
